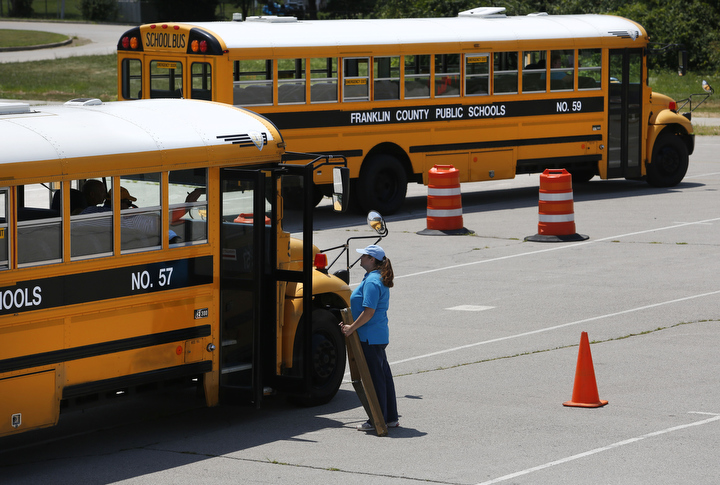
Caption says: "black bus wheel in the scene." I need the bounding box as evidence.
[291,308,346,406]
[356,154,408,214]
[647,133,688,187]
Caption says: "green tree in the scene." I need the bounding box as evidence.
[151,0,220,21]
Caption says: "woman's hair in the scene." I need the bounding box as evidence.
[375,257,394,288]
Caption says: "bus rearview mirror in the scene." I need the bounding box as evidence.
[332,166,350,212]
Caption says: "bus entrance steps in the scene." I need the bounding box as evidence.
[341,308,388,437]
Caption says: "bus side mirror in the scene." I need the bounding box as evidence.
[678,50,687,76]
[367,210,388,237]
[332,166,350,212]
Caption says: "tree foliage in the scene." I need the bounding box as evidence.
[150,0,220,21]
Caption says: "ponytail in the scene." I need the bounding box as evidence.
[377,257,394,288]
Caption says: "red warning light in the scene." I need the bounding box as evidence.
[176,346,183,355]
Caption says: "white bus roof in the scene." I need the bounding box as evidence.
[181,11,645,50]
[0,99,278,165]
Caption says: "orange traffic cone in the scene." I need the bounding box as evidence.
[563,332,608,408]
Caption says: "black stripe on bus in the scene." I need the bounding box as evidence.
[0,325,211,374]
[263,96,604,130]
[409,134,603,154]
[516,154,603,174]
[0,256,213,317]
[62,361,213,399]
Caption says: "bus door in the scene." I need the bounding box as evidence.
[219,168,272,404]
[607,49,643,179]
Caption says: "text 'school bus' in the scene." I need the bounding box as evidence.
[117,6,694,214]
[0,98,351,438]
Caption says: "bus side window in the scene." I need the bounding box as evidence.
[150,60,183,99]
[522,50,546,93]
[71,178,113,260]
[494,52,519,95]
[550,49,574,92]
[373,56,400,101]
[343,57,369,102]
[310,57,338,103]
[0,189,8,269]
[404,54,430,99]
[119,173,162,253]
[278,58,306,104]
[435,54,460,97]
[17,182,62,266]
[169,168,208,246]
[465,54,489,96]
[121,58,142,100]
[578,49,602,90]
[233,59,273,106]
[191,62,212,101]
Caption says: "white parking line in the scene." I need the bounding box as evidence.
[475,412,720,485]
[389,288,720,366]
[397,217,720,281]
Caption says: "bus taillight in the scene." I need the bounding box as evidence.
[121,36,140,50]
[191,40,208,53]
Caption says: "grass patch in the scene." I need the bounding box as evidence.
[649,70,720,115]
[0,29,69,48]
[0,54,118,102]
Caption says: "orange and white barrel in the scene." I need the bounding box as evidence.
[427,165,463,231]
[537,169,576,236]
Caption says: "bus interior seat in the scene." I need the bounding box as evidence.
[310,83,338,102]
[374,80,399,100]
[404,80,430,98]
[278,83,306,103]
[233,84,273,105]
[465,78,488,96]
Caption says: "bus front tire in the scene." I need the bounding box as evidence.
[647,133,688,188]
[356,155,408,214]
[290,308,346,407]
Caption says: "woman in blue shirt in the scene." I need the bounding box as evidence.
[341,244,399,431]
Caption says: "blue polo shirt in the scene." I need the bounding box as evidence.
[350,270,390,344]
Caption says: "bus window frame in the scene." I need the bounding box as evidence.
[278,58,306,105]
[121,58,143,100]
[310,57,338,104]
[0,188,8,270]
[150,59,184,99]
[343,57,370,102]
[233,59,273,106]
[373,56,400,101]
[191,61,213,101]
[404,54,431,99]
[465,53,490,97]
[493,51,519,95]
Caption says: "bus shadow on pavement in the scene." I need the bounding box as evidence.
[0,387,425,484]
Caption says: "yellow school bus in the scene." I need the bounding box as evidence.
[117,7,695,214]
[0,98,351,437]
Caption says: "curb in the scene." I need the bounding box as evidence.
[0,37,73,52]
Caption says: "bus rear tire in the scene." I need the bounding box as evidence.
[647,133,688,188]
[356,155,407,214]
[290,308,346,407]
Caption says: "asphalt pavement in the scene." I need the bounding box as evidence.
[1,21,720,485]
[0,20,129,63]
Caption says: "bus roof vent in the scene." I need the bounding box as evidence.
[245,15,298,23]
[458,7,506,18]
[527,12,549,16]
[64,98,103,106]
[0,102,31,115]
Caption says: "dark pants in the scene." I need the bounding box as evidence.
[360,341,398,423]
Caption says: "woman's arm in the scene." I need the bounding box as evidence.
[340,307,375,337]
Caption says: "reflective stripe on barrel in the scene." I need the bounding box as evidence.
[537,169,576,236]
[427,165,463,231]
